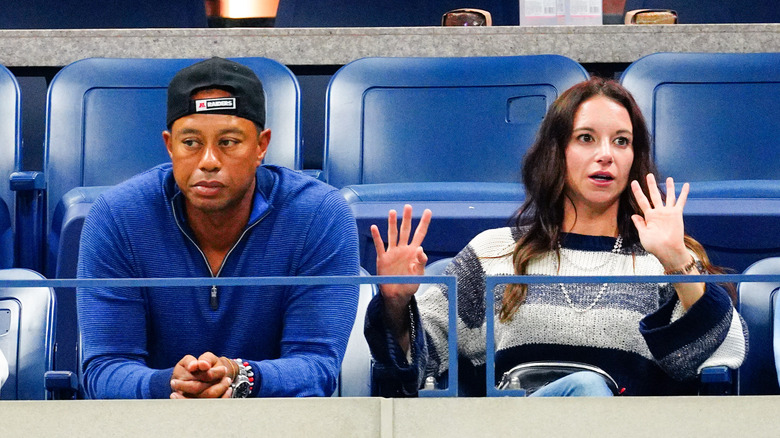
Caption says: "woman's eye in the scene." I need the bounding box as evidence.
[614,137,631,147]
[577,134,593,143]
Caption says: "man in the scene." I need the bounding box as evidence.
[77,57,359,399]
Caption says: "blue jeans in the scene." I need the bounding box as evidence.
[529,371,614,397]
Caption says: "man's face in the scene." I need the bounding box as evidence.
[163,89,270,216]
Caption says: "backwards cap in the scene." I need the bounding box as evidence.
[166,57,265,129]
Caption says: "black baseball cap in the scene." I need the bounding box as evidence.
[166,57,265,129]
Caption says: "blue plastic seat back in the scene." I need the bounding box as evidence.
[0,65,20,269]
[49,186,110,280]
[620,52,780,182]
[0,268,56,400]
[683,181,780,273]
[324,55,589,188]
[737,257,780,394]
[416,257,455,296]
[424,257,453,276]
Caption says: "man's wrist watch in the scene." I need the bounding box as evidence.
[230,359,253,398]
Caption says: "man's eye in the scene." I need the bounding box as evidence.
[219,139,238,147]
[182,139,198,148]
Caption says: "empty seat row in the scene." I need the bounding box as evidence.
[1,53,780,380]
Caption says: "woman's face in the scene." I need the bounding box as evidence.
[564,95,634,216]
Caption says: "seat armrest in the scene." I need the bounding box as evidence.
[10,171,45,191]
[699,365,734,395]
[45,370,79,400]
[9,171,45,271]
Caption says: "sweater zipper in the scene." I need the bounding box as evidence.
[172,199,270,310]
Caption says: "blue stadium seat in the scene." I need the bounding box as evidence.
[0,65,20,269]
[325,55,587,272]
[621,53,780,273]
[737,257,780,394]
[0,269,56,400]
[40,57,302,380]
[325,55,588,188]
[416,256,454,297]
[682,181,780,274]
[423,257,452,276]
[620,52,780,182]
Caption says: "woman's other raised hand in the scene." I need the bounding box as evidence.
[630,174,691,269]
[631,174,704,309]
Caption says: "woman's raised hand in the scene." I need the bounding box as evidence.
[370,205,432,314]
[630,174,692,270]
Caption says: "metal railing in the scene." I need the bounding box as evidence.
[3,273,780,397]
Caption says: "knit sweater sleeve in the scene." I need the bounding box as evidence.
[252,190,360,397]
[416,246,490,378]
[363,228,505,396]
[418,228,516,377]
[639,283,746,380]
[363,293,428,397]
[77,195,174,399]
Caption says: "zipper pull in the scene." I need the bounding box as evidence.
[210,285,218,310]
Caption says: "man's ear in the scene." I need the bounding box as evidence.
[256,128,271,165]
[163,130,173,159]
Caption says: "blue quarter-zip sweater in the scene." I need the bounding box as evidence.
[77,163,360,399]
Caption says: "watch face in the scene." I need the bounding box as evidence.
[232,380,251,398]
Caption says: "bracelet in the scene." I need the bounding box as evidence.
[223,356,239,379]
[664,257,697,276]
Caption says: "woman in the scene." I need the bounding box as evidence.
[364,78,747,397]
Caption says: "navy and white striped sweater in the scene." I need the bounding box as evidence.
[366,227,746,396]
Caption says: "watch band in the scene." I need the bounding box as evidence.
[230,358,254,398]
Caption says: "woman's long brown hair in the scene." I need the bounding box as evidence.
[498,78,733,323]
